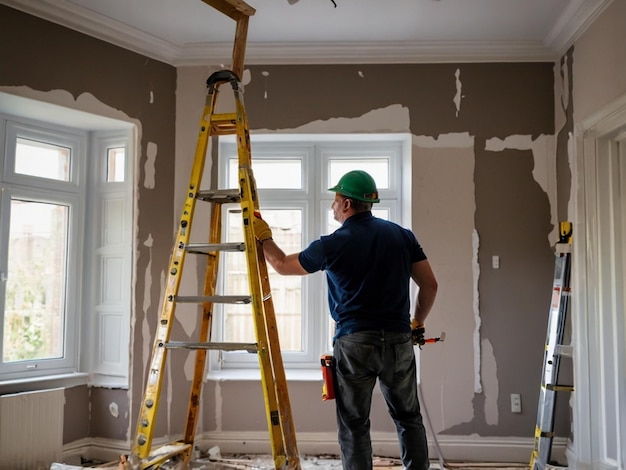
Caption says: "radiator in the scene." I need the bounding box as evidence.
[0,388,64,470]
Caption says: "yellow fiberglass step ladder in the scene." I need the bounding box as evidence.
[129,68,301,470]
[530,222,574,470]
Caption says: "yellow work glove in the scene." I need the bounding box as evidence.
[252,211,273,243]
[411,319,425,347]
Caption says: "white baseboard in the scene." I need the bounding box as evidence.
[61,432,570,466]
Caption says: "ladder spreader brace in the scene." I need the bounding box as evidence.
[530,222,574,470]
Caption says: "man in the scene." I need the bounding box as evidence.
[252,170,438,470]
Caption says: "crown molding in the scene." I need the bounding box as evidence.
[176,40,556,66]
[1,0,612,66]
[545,0,614,55]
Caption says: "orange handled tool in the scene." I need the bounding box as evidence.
[321,354,335,401]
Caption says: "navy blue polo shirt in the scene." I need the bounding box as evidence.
[298,211,427,339]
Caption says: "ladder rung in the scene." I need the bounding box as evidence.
[184,242,246,254]
[165,341,258,353]
[196,188,241,203]
[545,384,574,392]
[173,295,252,304]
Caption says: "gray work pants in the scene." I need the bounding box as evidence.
[333,330,429,470]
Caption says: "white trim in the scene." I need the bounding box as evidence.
[61,433,569,466]
[1,0,612,65]
[545,0,614,56]
[572,92,626,470]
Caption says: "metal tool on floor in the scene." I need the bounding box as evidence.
[530,222,574,470]
[129,2,300,468]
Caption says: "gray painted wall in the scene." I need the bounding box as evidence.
[6,1,613,459]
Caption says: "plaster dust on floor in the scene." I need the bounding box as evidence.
[183,454,531,470]
[53,455,531,470]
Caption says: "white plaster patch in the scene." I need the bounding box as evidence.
[167,352,172,432]
[0,87,135,125]
[108,401,119,418]
[141,308,151,387]
[472,229,483,394]
[454,68,463,117]
[144,142,157,189]
[216,382,223,431]
[184,351,196,381]
[413,132,473,148]
[149,90,154,104]
[242,68,252,86]
[179,305,198,337]
[255,104,410,134]
[567,131,576,221]
[484,134,558,243]
[142,234,154,380]
[481,338,499,426]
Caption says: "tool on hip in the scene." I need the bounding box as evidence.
[412,320,445,348]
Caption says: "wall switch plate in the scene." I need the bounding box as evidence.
[492,255,500,269]
[511,393,522,413]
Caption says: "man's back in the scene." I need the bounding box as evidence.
[299,211,427,337]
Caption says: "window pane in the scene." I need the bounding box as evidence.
[3,200,68,362]
[329,159,389,190]
[229,159,302,189]
[107,147,125,182]
[15,138,71,181]
[223,208,303,351]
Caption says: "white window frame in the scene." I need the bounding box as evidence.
[0,103,134,391]
[212,134,409,372]
[0,118,86,380]
[83,130,134,387]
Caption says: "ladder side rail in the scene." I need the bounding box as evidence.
[238,160,288,468]
[131,85,217,462]
[232,83,289,466]
[257,247,302,468]
[531,235,573,470]
[239,169,287,467]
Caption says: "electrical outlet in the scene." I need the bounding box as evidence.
[511,393,522,413]
[492,255,500,269]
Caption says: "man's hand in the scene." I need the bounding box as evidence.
[411,319,425,347]
[252,211,273,242]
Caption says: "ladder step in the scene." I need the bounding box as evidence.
[166,341,258,353]
[173,295,251,304]
[184,242,246,254]
[209,113,239,135]
[196,188,241,203]
[554,344,573,357]
[144,442,192,468]
[545,384,574,392]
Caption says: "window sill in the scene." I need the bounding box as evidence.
[207,368,322,382]
[0,372,89,395]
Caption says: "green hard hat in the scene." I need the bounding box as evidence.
[328,170,380,203]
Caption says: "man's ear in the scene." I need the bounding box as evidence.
[343,198,351,211]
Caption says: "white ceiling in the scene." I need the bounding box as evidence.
[1,0,614,65]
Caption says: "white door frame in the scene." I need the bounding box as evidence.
[571,93,626,470]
